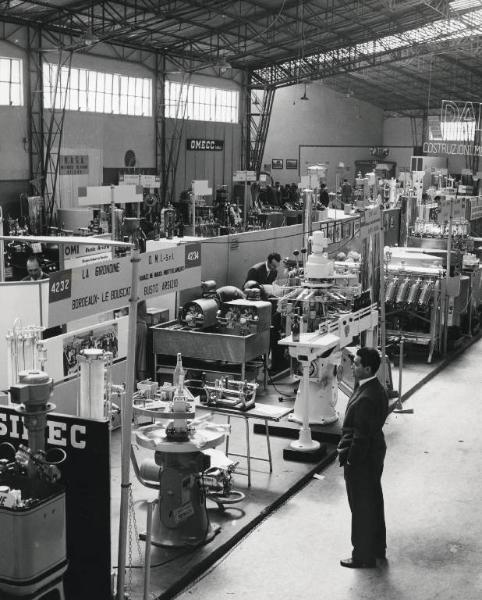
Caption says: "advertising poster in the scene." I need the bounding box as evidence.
[63,323,118,377]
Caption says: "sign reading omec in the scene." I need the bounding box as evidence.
[48,243,202,327]
[186,139,224,151]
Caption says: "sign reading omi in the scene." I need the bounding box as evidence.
[48,243,201,327]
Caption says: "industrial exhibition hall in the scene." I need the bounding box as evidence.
[0,1,481,600]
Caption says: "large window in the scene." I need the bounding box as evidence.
[0,57,23,106]
[165,81,238,123]
[43,63,152,117]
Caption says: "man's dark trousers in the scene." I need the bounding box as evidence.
[344,452,386,561]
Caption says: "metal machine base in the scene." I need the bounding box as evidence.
[283,444,327,463]
[140,522,221,548]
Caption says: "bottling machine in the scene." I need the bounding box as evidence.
[277,230,378,425]
[131,358,232,547]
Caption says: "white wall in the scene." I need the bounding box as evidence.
[263,83,384,188]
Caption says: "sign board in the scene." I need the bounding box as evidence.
[0,407,111,600]
[438,196,468,223]
[233,170,256,182]
[469,196,482,221]
[119,174,140,185]
[63,241,112,261]
[359,206,382,240]
[48,243,202,326]
[78,185,143,206]
[140,174,161,188]
[186,138,224,151]
[59,155,89,175]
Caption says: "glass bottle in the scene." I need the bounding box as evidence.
[173,353,185,388]
[291,309,301,342]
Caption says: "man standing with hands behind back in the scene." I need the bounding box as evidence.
[337,347,388,569]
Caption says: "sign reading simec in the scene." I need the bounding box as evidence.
[186,138,224,151]
[48,243,202,326]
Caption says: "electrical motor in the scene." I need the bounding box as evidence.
[179,298,219,329]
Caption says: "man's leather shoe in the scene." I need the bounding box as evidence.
[340,557,376,569]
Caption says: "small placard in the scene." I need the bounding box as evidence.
[49,269,72,303]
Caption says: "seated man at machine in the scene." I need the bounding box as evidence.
[244,252,281,286]
[21,256,49,281]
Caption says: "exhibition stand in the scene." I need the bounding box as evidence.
[0,197,480,600]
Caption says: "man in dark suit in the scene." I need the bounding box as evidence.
[337,347,388,569]
[244,252,281,286]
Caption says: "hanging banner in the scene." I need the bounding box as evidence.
[48,243,202,327]
[469,196,482,221]
[438,196,468,223]
[186,139,224,151]
[359,206,382,239]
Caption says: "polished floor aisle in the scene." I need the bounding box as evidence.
[175,338,482,600]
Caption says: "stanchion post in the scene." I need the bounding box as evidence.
[143,500,155,600]
[0,207,4,282]
[378,210,387,387]
[111,185,116,240]
[116,246,141,600]
[443,198,454,355]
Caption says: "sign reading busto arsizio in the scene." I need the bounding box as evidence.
[47,243,201,327]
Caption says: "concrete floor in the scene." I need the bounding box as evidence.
[174,337,482,600]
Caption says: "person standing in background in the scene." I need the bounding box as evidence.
[341,179,353,205]
[319,183,330,208]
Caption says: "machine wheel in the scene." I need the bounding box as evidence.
[208,490,245,511]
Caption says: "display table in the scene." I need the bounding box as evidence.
[195,401,293,486]
[152,321,270,384]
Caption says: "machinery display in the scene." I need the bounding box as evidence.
[130,358,233,547]
[0,370,67,598]
[153,284,272,385]
[277,230,378,425]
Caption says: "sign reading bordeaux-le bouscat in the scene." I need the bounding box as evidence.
[47,243,202,327]
[186,138,224,151]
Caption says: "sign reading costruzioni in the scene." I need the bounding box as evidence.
[186,138,224,151]
[48,243,202,326]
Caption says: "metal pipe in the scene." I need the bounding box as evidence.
[378,212,387,386]
[143,500,156,600]
[116,246,141,600]
[398,337,404,408]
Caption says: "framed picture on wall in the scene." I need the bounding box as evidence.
[286,159,298,170]
[342,222,351,240]
[272,159,283,169]
[354,219,361,238]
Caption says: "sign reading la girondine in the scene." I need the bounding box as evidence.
[425,100,482,157]
[48,243,201,327]
[186,138,224,151]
